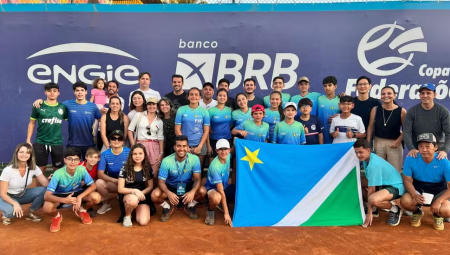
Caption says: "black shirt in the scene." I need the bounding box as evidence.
[247,96,264,108]
[118,167,153,191]
[351,97,381,131]
[225,97,236,111]
[164,91,189,111]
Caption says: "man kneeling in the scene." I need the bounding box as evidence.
[204,139,234,226]
[353,139,405,227]
[151,135,206,222]
[400,133,450,230]
[43,147,101,233]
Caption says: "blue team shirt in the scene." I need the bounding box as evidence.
[63,100,102,147]
[47,166,94,194]
[98,147,130,179]
[263,93,291,108]
[317,95,340,144]
[262,108,281,143]
[363,153,405,195]
[231,109,252,127]
[205,154,231,191]
[158,153,201,189]
[290,92,322,117]
[403,153,450,184]
[175,105,210,146]
[208,106,232,140]
[272,120,306,145]
[297,115,324,145]
[235,120,269,142]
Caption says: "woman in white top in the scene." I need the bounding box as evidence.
[0,143,50,225]
[128,91,146,122]
[128,97,164,179]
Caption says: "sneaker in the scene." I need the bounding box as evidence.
[185,205,199,219]
[433,216,444,231]
[87,207,97,218]
[123,216,133,228]
[387,206,401,226]
[411,209,424,227]
[75,210,93,224]
[25,210,42,222]
[205,210,215,226]
[160,204,174,222]
[50,214,63,233]
[372,208,379,218]
[403,210,413,216]
[97,203,112,215]
[444,218,450,223]
[2,216,11,225]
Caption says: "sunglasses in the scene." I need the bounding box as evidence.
[146,125,154,136]
[110,136,124,142]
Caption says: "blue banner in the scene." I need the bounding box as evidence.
[1,3,450,161]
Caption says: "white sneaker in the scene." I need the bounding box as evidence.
[403,210,413,216]
[97,203,112,215]
[123,216,132,227]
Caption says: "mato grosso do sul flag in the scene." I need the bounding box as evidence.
[233,139,365,227]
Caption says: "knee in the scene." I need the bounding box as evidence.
[90,192,102,204]
[210,193,222,206]
[368,196,382,207]
[36,186,47,195]
[400,194,414,208]
[125,196,139,208]
[95,179,106,189]
[43,202,55,214]
[151,189,161,202]
[137,217,150,226]
[197,186,206,198]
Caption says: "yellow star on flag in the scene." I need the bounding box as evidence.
[241,147,263,170]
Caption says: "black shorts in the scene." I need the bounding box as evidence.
[167,182,194,195]
[379,185,401,200]
[209,138,234,157]
[54,190,84,209]
[34,143,64,168]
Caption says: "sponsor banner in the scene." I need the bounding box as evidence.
[1,6,450,160]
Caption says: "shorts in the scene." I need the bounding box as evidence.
[379,185,401,200]
[209,138,234,157]
[54,190,84,209]
[190,143,207,156]
[137,140,161,165]
[167,182,194,195]
[34,143,64,168]
[207,184,236,202]
[138,193,152,206]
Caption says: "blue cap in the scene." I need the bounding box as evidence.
[418,83,436,92]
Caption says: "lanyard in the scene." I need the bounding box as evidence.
[175,157,188,179]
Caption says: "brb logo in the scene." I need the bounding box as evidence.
[175,39,300,90]
[357,22,427,76]
[27,43,140,85]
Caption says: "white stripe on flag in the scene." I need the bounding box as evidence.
[273,147,363,226]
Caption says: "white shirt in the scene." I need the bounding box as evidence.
[0,166,42,194]
[199,99,218,110]
[128,88,161,106]
[330,114,365,144]
[128,111,164,141]
[128,110,141,123]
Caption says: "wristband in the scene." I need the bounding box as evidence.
[352,131,357,138]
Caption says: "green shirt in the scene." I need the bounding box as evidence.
[30,102,68,146]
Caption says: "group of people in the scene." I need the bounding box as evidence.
[1,72,450,231]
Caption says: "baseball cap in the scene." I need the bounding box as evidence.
[418,83,436,92]
[109,130,124,139]
[297,76,310,84]
[202,82,214,89]
[417,133,437,144]
[284,102,297,110]
[251,104,265,114]
[216,139,230,149]
[146,97,158,104]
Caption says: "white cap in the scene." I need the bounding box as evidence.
[284,102,297,110]
[216,139,230,149]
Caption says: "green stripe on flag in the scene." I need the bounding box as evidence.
[301,167,363,226]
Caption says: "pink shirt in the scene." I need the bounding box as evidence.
[91,89,107,105]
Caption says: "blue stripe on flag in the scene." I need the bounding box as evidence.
[233,139,354,227]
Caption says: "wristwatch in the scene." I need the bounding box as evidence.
[352,131,357,138]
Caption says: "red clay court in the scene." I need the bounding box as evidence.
[1,199,450,255]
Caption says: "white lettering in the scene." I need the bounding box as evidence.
[179,39,186,48]
[244,53,272,90]
[54,65,76,84]
[211,41,218,48]
[271,53,299,90]
[419,64,427,76]
[426,68,433,76]
[345,79,358,96]
[203,41,210,49]
[216,54,244,90]
[433,68,442,79]
[398,84,410,100]
[78,65,102,84]
[408,84,420,99]
[27,64,52,84]
[115,65,140,85]
[370,78,386,99]
[443,68,450,76]
[436,80,449,99]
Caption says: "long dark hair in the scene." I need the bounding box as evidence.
[235,93,248,110]
[107,96,124,124]
[157,97,176,119]
[129,91,147,111]
[123,144,152,183]
[270,91,285,121]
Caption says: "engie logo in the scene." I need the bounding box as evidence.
[27,43,140,85]
[175,39,300,90]
[358,22,427,76]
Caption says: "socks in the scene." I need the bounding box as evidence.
[55,212,61,218]
[161,201,170,209]
[79,206,87,213]
[390,204,399,213]
[188,200,198,208]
